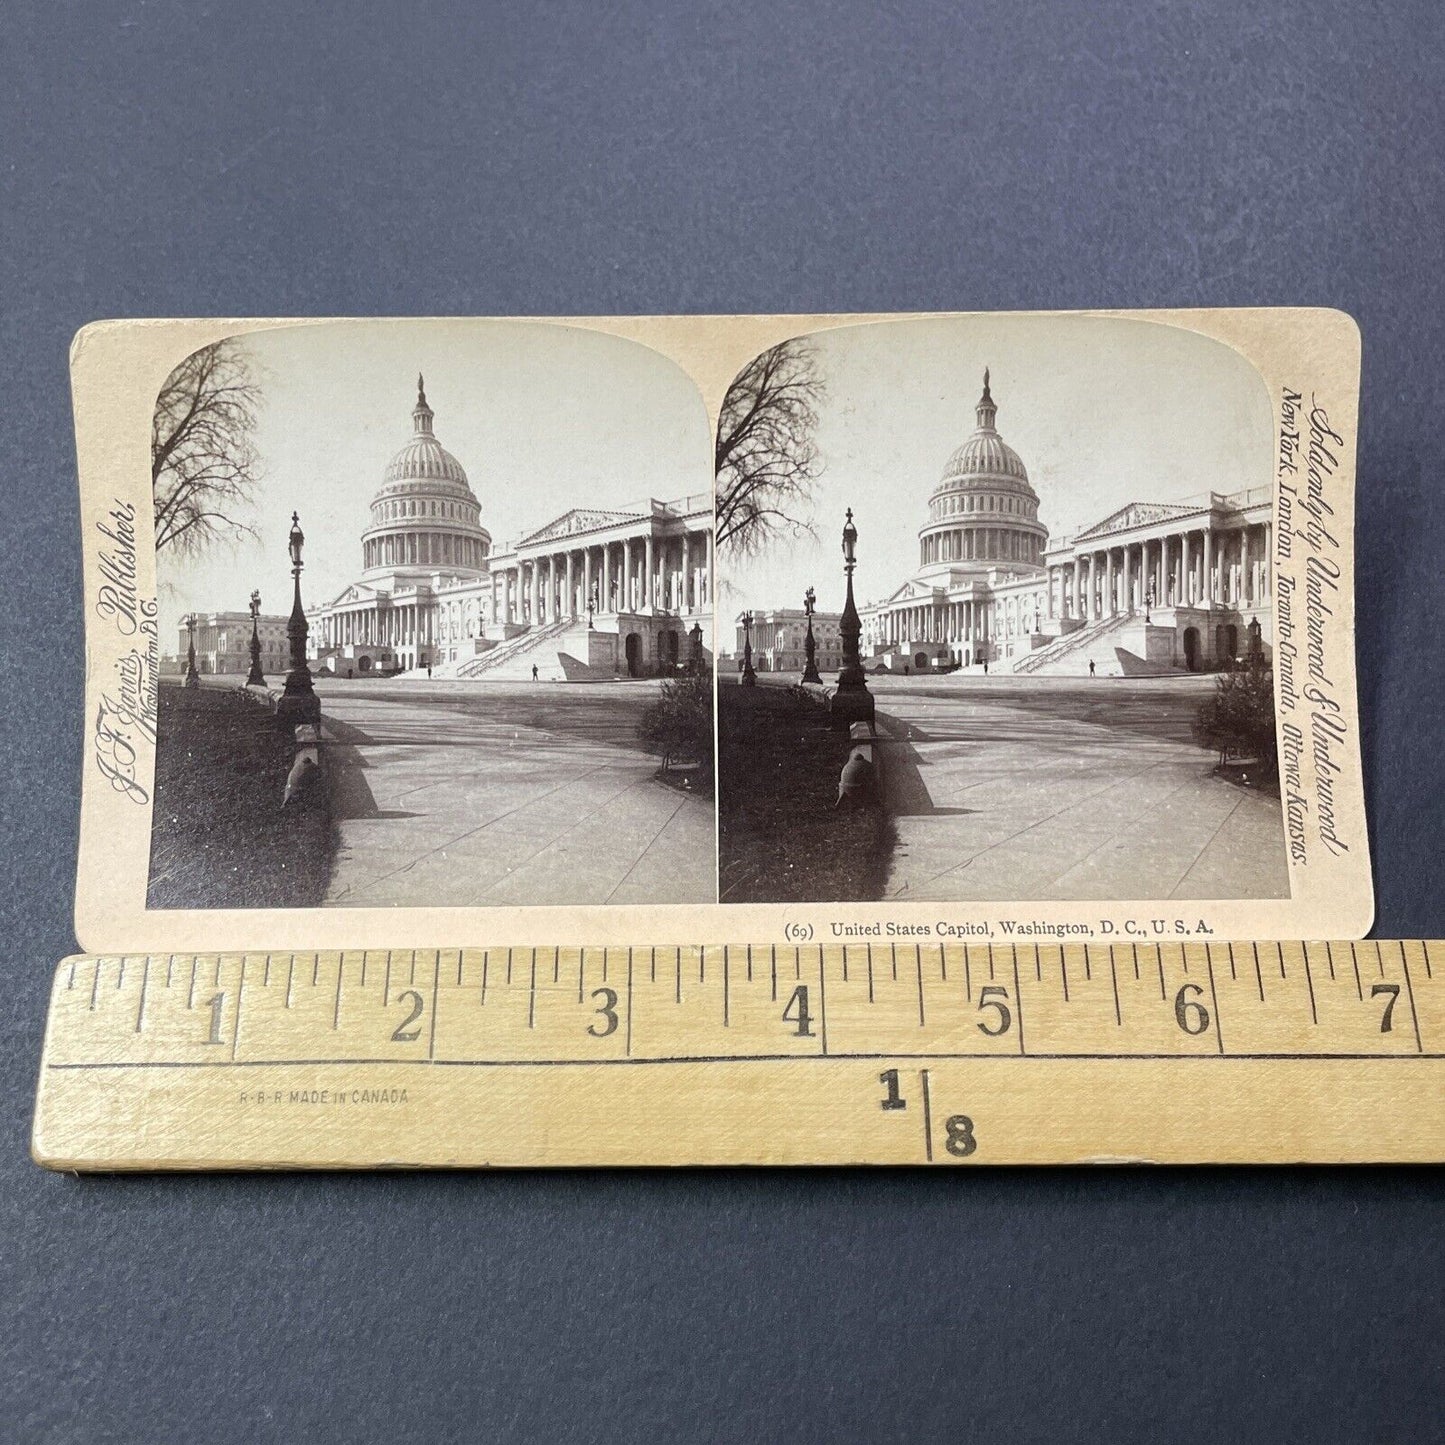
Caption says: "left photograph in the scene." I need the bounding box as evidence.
[148,321,717,910]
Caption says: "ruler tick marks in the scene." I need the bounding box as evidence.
[723,946,730,1027]
[676,947,682,1004]
[1060,950,1070,1003]
[1277,945,1287,980]
[528,949,537,1029]
[312,955,319,988]
[600,951,607,985]
[890,945,898,983]
[1423,942,1434,980]
[771,946,778,1003]
[987,945,996,983]
[866,945,874,1004]
[1302,945,1318,1025]
[88,961,100,1012]
[262,956,270,987]
[506,949,514,987]
[817,946,828,1055]
[286,958,295,1009]
[1227,944,1238,982]
[382,952,391,1007]
[214,958,222,988]
[651,949,657,984]
[1110,949,1122,1027]
[1011,947,1026,1056]
[915,950,926,1028]
[1374,944,1385,979]
[1397,943,1424,1054]
[1156,952,1168,1002]
[920,1068,934,1161]
[625,949,634,1057]
[361,954,368,989]
[230,959,245,1059]
[1349,947,1363,1002]
[408,952,417,988]
[428,953,441,1060]
[483,951,492,1007]
[1252,943,1264,1002]
[746,946,753,983]
[1206,948,1225,1055]
[333,955,344,1029]
[699,946,705,985]
[939,943,947,983]
[166,956,174,988]
[458,953,465,988]
[1084,948,1092,983]
[1326,943,1337,982]
[552,949,560,986]
[117,959,126,989]
[135,959,149,1032]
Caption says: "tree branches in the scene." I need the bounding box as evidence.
[714,339,824,557]
[152,339,263,556]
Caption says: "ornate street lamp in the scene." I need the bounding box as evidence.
[741,610,757,686]
[246,589,266,686]
[276,511,321,728]
[689,620,704,675]
[183,613,200,689]
[1145,581,1155,625]
[587,583,597,630]
[831,509,875,727]
[801,585,822,684]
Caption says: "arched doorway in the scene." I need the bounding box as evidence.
[1183,627,1201,672]
[358,654,372,673]
[625,632,642,677]
[914,651,929,671]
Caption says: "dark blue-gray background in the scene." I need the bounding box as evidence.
[2,2,1441,1440]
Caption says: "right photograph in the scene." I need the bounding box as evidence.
[716,315,1290,905]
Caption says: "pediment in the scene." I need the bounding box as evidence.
[1074,501,1195,542]
[519,508,644,546]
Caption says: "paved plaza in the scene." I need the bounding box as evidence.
[868,675,1290,902]
[313,679,715,907]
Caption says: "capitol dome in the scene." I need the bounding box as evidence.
[361,377,491,578]
[918,371,1048,576]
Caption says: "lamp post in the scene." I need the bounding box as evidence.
[276,511,321,729]
[740,610,757,686]
[801,586,822,684]
[183,613,200,689]
[246,589,266,685]
[587,584,597,630]
[689,620,704,676]
[1145,581,1155,625]
[831,508,875,728]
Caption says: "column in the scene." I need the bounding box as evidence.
[1241,526,1252,606]
[644,533,655,611]
[1202,528,1213,607]
[1122,544,1133,614]
[1104,550,1116,616]
[529,560,540,624]
[681,533,691,610]
[622,539,633,613]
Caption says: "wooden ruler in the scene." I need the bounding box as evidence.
[31,941,1445,1168]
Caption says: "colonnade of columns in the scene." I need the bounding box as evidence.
[873,599,991,651]
[363,531,486,570]
[490,528,712,627]
[1047,522,1272,624]
[319,602,433,654]
[920,527,1044,565]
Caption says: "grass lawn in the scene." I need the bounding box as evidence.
[718,681,896,903]
[147,683,337,909]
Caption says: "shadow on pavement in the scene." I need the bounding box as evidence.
[873,712,975,818]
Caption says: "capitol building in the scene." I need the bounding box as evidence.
[309,378,713,681]
[860,373,1274,676]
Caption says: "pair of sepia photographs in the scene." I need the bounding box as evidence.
[74,310,1373,954]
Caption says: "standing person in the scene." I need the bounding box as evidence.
[532,663,539,682]
[426,661,432,679]
[1089,659,1096,677]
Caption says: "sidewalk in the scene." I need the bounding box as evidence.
[317,686,715,907]
[871,681,1290,902]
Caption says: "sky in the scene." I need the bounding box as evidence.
[157,319,710,639]
[719,314,1274,620]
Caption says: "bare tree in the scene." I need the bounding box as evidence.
[152,339,263,556]
[714,338,824,555]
